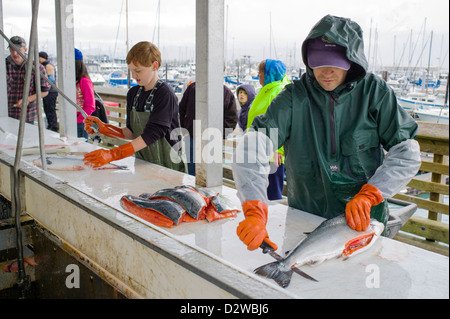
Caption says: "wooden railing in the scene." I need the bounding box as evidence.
[96,88,449,256]
[393,122,449,256]
[95,86,127,127]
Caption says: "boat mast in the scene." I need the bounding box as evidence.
[126,0,130,88]
[269,12,272,59]
[152,0,161,47]
[426,30,433,94]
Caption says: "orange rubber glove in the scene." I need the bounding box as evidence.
[84,116,125,139]
[237,200,278,251]
[345,184,383,232]
[83,143,134,168]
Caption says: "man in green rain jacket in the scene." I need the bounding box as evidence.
[232,15,421,251]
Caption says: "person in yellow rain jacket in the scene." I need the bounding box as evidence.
[246,59,289,200]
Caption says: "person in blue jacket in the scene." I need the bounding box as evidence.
[235,84,256,133]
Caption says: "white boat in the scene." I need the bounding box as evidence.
[85,61,106,86]
[414,107,449,124]
[387,78,406,96]
[104,70,137,88]
[397,91,448,112]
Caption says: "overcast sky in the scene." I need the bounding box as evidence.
[2,0,449,70]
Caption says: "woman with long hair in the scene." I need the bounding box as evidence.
[75,48,95,140]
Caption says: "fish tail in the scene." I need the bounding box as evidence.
[254,262,293,288]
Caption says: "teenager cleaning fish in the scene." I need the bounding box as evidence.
[232,15,421,254]
[83,41,186,173]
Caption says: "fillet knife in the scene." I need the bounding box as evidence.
[260,241,318,282]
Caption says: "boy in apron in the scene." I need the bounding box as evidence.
[83,41,186,173]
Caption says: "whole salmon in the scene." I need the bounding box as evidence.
[254,214,384,288]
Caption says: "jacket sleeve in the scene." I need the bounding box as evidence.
[368,139,421,198]
[77,77,95,123]
[39,64,51,92]
[232,130,273,203]
[179,86,190,128]
[223,86,238,134]
[369,82,421,198]
[231,86,293,204]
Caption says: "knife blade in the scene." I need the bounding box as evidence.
[260,241,318,282]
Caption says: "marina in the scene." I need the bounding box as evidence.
[1,0,449,301]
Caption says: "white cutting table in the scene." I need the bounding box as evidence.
[0,116,448,299]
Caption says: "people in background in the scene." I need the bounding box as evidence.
[235,84,256,133]
[179,81,238,176]
[5,36,50,124]
[39,51,58,132]
[75,48,95,140]
[246,59,289,201]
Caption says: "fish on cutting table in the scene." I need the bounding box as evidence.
[175,185,239,221]
[120,195,186,228]
[33,156,127,171]
[205,195,239,222]
[141,187,208,220]
[121,186,240,228]
[254,214,384,288]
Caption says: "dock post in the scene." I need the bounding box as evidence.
[55,0,77,138]
[195,0,224,188]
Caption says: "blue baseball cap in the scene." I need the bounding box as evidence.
[307,36,351,71]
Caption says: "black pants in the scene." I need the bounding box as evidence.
[43,91,58,132]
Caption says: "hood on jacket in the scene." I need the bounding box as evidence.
[236,84,256,131]
[301,15,368,84]
[264,59,287,85]
[236,84,256,108]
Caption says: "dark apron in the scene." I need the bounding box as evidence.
[370,199,389,237]
[130,81,187,173]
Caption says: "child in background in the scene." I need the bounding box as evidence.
[75,48,95,140]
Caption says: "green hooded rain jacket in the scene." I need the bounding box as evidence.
[250,15,418,220]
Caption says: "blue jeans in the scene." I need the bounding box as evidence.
[77,122,88,141]
[185,136,195,176]
[267,163,285,200]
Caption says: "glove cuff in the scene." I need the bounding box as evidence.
[242,200,268,224]
[359,184,384,206]
[113,143,135,159]
[102,123,125,139]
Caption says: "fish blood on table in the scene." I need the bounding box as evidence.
[120,185,240,228]
[254,214,384,288]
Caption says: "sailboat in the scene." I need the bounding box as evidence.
[397,91,449,111]
[414,107,449,124]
